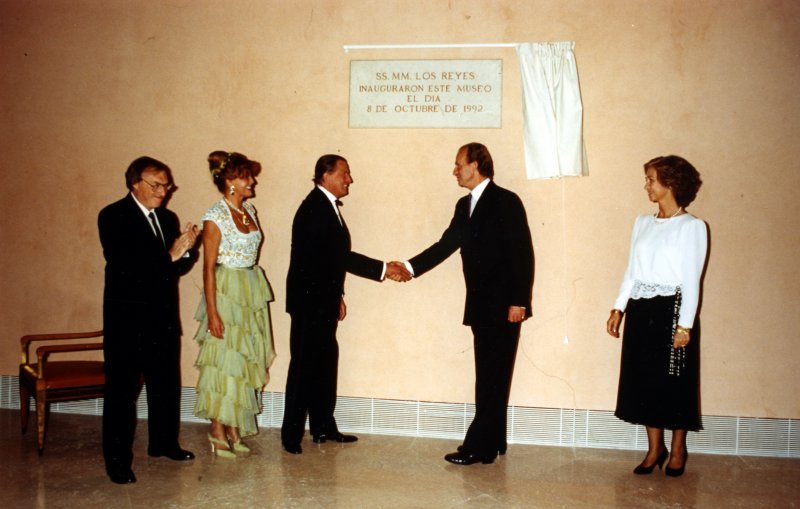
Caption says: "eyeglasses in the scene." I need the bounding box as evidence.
[140,179,174,192]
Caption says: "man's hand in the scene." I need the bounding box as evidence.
[507,306,527,323]
[385,261,412,282]
[169,222,199,261]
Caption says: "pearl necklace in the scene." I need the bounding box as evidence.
[224,198,250,226]
[654,207,683,221]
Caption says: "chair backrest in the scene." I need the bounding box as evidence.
[19,329,105,454]
[20,330,104,377]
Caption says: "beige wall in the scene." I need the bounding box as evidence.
[1,0,798,419]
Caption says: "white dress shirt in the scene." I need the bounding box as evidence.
[131,193,162,237]
[316,185,386,280]
[469,178,491,216]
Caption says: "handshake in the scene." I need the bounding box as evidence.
[385,261,413,283]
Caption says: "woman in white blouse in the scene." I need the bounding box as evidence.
[193,151,276,458]
[606,155,707,477]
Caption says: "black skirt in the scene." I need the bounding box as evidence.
[615,294,701,431]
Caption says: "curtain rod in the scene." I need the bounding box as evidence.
[343,43,519,53]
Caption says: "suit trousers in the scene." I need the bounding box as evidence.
[462,322,521,456]
[102,327,181,468]
[281,314,340,445]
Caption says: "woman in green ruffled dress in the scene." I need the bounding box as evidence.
[193,151,276,458]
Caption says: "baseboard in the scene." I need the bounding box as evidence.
[3,374,797,457]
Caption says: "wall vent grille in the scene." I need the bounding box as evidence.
[2,375,796,458]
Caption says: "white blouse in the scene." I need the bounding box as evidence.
[613,213,708,328]
[200,199,262,268]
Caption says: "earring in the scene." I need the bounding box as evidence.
[229,185,235,195]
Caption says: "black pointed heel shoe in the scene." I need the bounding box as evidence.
[665,453,687,477]
[633,448,668,475]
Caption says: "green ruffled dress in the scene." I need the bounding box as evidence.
[193,199,276,437]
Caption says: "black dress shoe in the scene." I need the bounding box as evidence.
[312,432,358,444]
[444,450,496,465]
[148,447,195,461]
[107,466,137,484]
[283,442,303,454]
[458,444,507,455]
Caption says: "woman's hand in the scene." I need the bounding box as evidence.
[208,311,225,339]
[338,297,347,321]
[672,327,691,349]
[607,309,623,338]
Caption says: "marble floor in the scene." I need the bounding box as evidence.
[1,410,798,508]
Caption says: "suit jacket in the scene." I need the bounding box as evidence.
[285,187,384,320]
[409,180,534,326]
[98,193,194,338]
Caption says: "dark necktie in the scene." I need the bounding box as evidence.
[148,212,165,247]
[335,200,345,227]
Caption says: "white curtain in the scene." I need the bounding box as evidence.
[516,42,587,179]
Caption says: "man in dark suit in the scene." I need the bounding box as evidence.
[281,154,410,454]
[98,156,199,484]
[402,142,534,465]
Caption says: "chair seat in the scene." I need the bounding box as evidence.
[25,361,105,390]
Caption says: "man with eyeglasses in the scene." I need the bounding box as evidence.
[98,156,199,484]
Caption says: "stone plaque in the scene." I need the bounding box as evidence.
[349,59,502,128]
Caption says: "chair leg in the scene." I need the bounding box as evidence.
[36,395,47,456]
[19,384,31,435]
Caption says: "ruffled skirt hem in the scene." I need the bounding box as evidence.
[193,265,276,432]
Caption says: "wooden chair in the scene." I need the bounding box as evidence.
[19,330,105,455]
